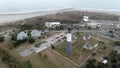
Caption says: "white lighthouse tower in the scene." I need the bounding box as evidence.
[65,24,72,54]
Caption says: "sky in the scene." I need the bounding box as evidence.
[0,0,120,13]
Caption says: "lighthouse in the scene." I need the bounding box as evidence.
[65,25,72,54]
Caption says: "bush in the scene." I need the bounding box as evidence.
[0,36,4,43]
[51,45,55,50]
[13,39,27,47]
[114,41,120,46]
[92,52,96,56]
[28,38,35,43]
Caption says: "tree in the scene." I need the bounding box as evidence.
[108,30,113,34]
[0,36,4,43]
[114,41,120,46]
[51,45,55,50]
[28,37,35,43]
[97,63,105,68]
[11,34,17,41]
[86,58,96,68]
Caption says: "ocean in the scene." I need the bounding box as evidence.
[0,0,120,14]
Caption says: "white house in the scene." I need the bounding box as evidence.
[45,22,61,27]
[83,16,89,22]
[17,31,28,40]
[86,22,101,28]
[83,34,91,40]
[30,30,41,38]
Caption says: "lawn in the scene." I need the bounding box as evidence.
[55,35,99,64]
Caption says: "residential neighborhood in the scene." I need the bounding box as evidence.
[0,10,120,68]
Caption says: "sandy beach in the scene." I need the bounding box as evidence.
[0,8,74,25]
[0,8,120,25]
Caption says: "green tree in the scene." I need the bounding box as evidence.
[28,37,35,43]
[0,36,4,43]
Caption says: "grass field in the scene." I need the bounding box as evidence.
[55,35,99,64]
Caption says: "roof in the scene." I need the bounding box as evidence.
[83,16,89,22]
[113,46,120,50]
[87,22,101,26]
[30,29,41,37]
[45,22,61,27]
[102,60,108,64]
[45,22,61,24]
[17,31,28,40]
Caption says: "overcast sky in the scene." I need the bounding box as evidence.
[0,0,120,13]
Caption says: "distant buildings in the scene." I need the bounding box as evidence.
[86,22,102,29]
[45,22,61,27]
[83,16,89,22]
[113,46,120,53]
[17,31,28,40]
[114,23,120,28]
[30,30,41,38]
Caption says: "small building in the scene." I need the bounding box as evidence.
[102,60,108,64]
[83,16,89,22]
[17,31,28,40]
[83,42,98,50]
[45,22,61,27]
[30,30,41,38]
[86,22,101,29]
[113,46,120,53]
[115,23,120,28]
[83,34,91,40]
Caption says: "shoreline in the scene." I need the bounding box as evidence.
[0,8,120,25]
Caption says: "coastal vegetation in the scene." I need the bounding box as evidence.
[0,36,4,43]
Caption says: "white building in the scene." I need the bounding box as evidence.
[45,22,61,27]
[102,60,108,64]
[86,22,101,28]
[83,34,91,40]
[30,30,41,38]
[83,16,89,22]
[17,31,28,40]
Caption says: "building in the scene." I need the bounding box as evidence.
[83,42,98,50]
[102,60,108,64]
[17,31,28,40]
[83,34,91,40]
[65,25,72,54]
[113,46,120,53]
[83,16,89,22]
[45,22,61,27]
[30,29,41,38]
[86,22,101,29]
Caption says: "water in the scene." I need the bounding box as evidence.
[0,0,120,14]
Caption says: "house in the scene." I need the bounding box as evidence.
[83,42,98,50]
[30,30,41,38]
[83,42,94,50]
[113,46,120,53]
[86,22,101,28]
[115,23,120,28]
[45,22,61,27]
[83,34,91,40]
[83,16,89,22]
[17,31,28,40]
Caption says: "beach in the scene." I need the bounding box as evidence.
[0,8,120,25]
